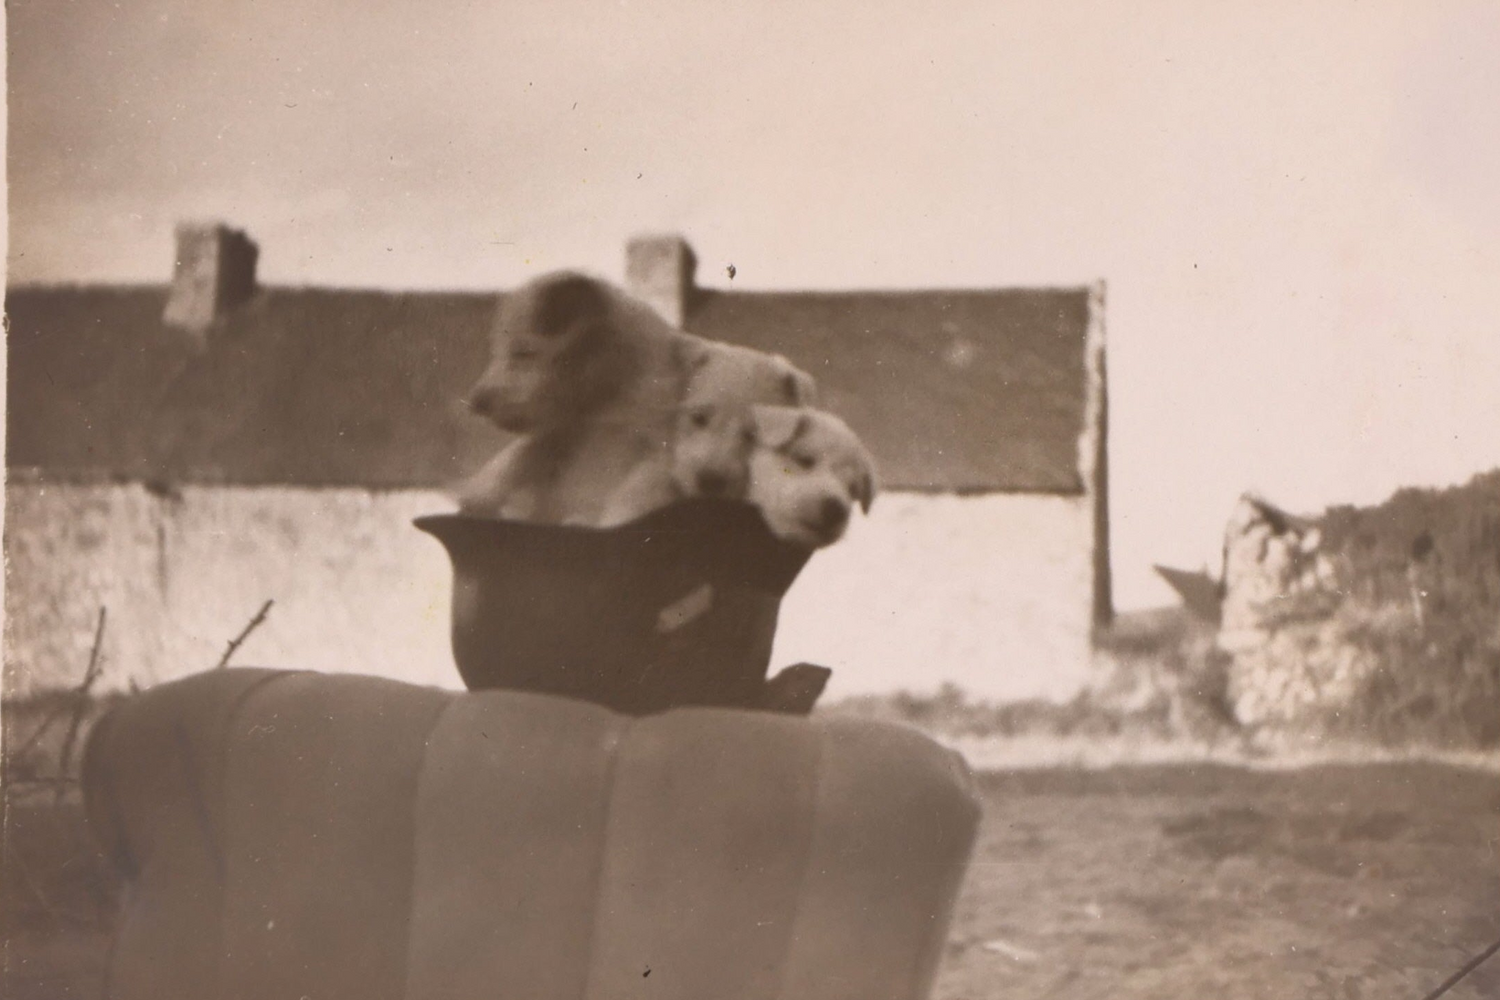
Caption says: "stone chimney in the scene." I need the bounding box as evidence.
[625,234,696,327]
[163,222,259,332]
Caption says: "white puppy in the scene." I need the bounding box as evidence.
[748,406,876,549]
[597,342,819,525]
[598,399,760,525]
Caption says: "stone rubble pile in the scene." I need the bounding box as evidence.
[1216,494,1373,727]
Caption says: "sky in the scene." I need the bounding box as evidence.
[7,0,1500,609]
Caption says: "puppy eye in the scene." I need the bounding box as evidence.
[690,408,713,429]
[509,346,539,362]
[793,452,816,471]
[740,427,757,446]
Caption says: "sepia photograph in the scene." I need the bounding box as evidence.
[3,1,1498,997]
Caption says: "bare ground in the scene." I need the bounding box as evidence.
[936,763,1500,1000]
[3,760,1497,1000]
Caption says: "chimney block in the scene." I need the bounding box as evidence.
[163,222,259,333]
[625,234,696,327]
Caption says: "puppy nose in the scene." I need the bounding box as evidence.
[466,385,499,418]
[696,469,730,496]
[817,497,849,531]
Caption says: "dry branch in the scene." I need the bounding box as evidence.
[215,599,274,670]
[53,607,108,794]
[14,607,108,769]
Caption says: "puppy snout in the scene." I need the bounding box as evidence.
[465,385,501,418]
[816,497,849,532]
[465,384,532,432]
[696,468,732,496]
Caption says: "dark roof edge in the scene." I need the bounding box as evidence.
[6,281,169,294]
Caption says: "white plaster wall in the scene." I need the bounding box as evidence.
[772,493,1096,702]
[4,483,461,696]
[4,482,167,693]
[4,484,1095,703]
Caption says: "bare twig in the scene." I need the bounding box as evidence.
[1418,933,1500,1000]
[56,607,108,792]
[215,599,274,670]
[13,608,108,766]
[80,606,108,689]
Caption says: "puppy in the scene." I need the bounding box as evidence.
[453,272,693,523]
[596,341,819,525]
[464,270,688,434]
[598,398,760,526]
[747,406,876,548]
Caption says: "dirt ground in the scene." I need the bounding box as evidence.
[3,761,1497,1000]
[936,763,1500,1000]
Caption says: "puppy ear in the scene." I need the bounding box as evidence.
[532,274,609,338]
[670,340,713,406]
[551,319,633,416]
[779,370,815,406]
[776,411,812,451]
[780,359,818,406]
[753,406,809,450]
[772,356,817,406]
[795,370,819,406]
[790,412,812,448]
[855,467,877,513]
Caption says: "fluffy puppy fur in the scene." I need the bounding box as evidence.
[464,270,688,433]
[596,343,819,526]
[453,272,694,524]
[747,406,876,549]
[598,399,759,525]
[686,341,818,413]
[455,270,827,526]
